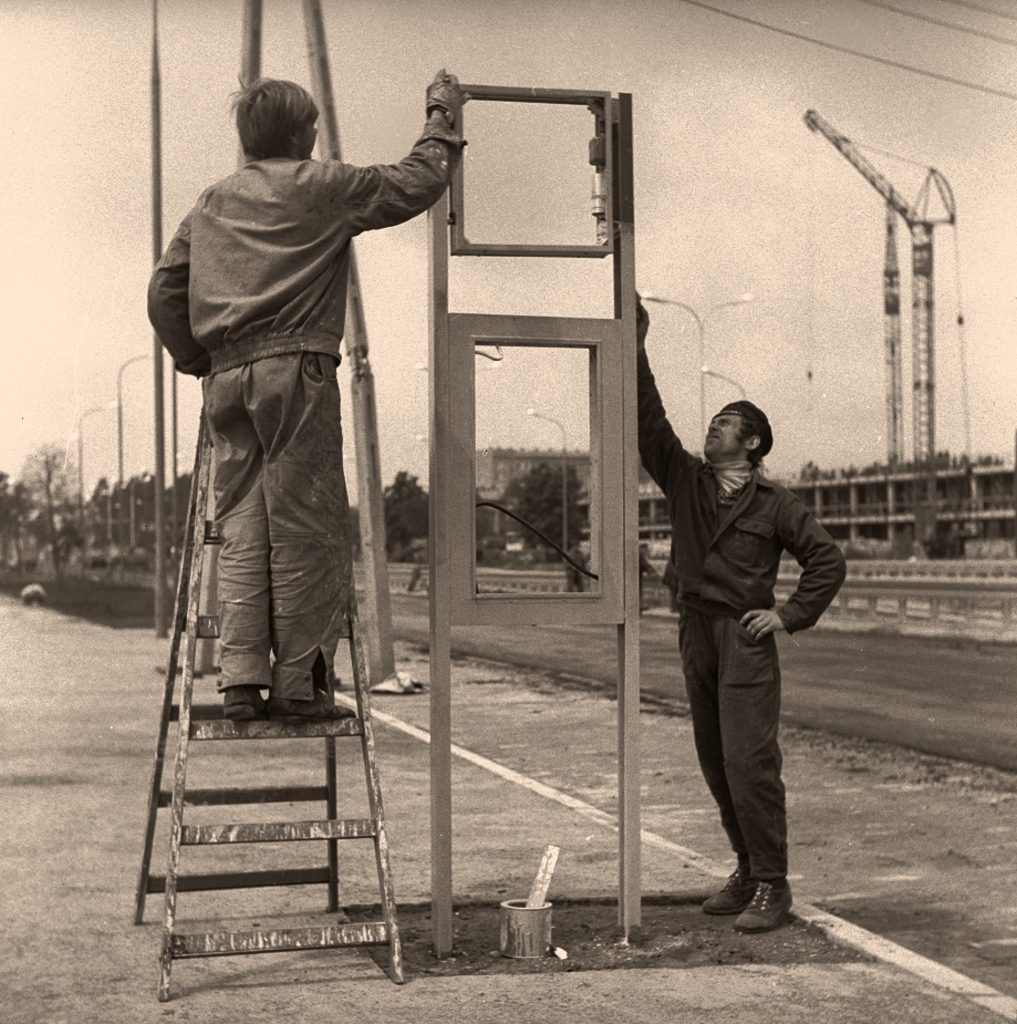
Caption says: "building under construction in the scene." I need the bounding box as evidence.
[638,457,1016,560]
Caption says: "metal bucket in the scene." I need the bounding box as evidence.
[499,899,552,958]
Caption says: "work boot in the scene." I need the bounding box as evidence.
[267,685,357,723]
[223,685,268,721]
[702,867,757,915]
[733,880,793,933]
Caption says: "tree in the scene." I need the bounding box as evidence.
[0,472,30,570]
[501,461,585,558]
[383,471,428,560]
[21,444,78,577]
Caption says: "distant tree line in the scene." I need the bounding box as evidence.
[2,443,587,578]
[0,443,194,578]
[382,462,587,566]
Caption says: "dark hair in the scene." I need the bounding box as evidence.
[232,79,318,160]
[734,419,765,467]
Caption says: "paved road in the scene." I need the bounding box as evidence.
[2,594,1014,1021]
[391,594,1017,771]
[387,595,1017,1004]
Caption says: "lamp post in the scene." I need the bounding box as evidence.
[117,353,150,547]
[701,366,748,400]
[76,404,114,543]
[527,408,568,551]
[643,293,754,446]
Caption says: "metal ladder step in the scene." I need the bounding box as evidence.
[145,866,333,894]
[181,818,377,845]
[170,921,390,958]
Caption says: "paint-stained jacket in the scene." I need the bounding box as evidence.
[149,124,461,377]
[637,348,846,633]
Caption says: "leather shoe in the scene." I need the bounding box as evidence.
[223,685,268,721]
[702,868,757,915]
[268,687,357,722]
[734,880,793,933]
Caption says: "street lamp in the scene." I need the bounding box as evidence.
[75,403,116,541]
[701,365,747,400]
[526,408,568,551]
[117,354,150,547]
[643,293,754,445]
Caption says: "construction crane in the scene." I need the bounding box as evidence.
[804,109,956,467]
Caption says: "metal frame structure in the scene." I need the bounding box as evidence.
[427,86,641,956]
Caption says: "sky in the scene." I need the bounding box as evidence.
[2,0,1016,503]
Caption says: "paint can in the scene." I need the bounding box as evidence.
[499,899,552,958]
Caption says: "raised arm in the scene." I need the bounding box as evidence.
[325,70,467,236]
[635,296,693,496]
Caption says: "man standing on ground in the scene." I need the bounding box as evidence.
[635,296,846,932]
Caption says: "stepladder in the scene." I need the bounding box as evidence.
[135,416,403,1000]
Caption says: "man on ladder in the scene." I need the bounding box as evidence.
[148,71,464,721]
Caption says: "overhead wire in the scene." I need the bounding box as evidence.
[937,0,1017,24]
[855,0,1017,46]
[674,0,1017,101]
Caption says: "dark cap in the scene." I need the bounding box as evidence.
[716,400,773,458]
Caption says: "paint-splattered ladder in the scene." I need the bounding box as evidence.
[134,418,403,1001]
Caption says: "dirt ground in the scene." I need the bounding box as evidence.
[359,896,871,979]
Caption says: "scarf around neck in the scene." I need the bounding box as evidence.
[709,460,753,502]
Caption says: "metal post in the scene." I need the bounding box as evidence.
[241,0,262,87]
[170,373,178,561]
[76,406,106,535]
[152,0,168,636]
[527,409,568,549]
[427,187,454,958]
[613,92,641,938]
[303,0,396,686]
[701,367,747,399]
[130,479,137,550]
[643,294,753,445]
[118,354,148,549]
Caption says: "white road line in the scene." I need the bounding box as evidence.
[363,700,1017,1022]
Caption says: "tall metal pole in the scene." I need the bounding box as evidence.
[528,408,568,551]
[643,294,754,445]
[701,367,747,399]
[240,0,262,89]
[303,0,395,685]
[77,406,106,534]
[151,0,168,636]
[118,353,148,547]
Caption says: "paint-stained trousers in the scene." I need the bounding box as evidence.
[678,607,788,882]
[202,352,353,701]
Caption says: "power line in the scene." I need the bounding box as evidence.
[675,0,1017,101]
[856,0,1017,47]
[938,0,1017,24]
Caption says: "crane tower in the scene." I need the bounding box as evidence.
[804,110,955,466]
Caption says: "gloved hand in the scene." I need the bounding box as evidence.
[426,69,463,127]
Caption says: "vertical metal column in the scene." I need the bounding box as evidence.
[303,0,396,686]
[151,0,168,637]
[612,93,641,935]
[427,187,455,957]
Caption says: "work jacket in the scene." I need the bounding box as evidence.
[637,348,846,633]
[149,122,462,377]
